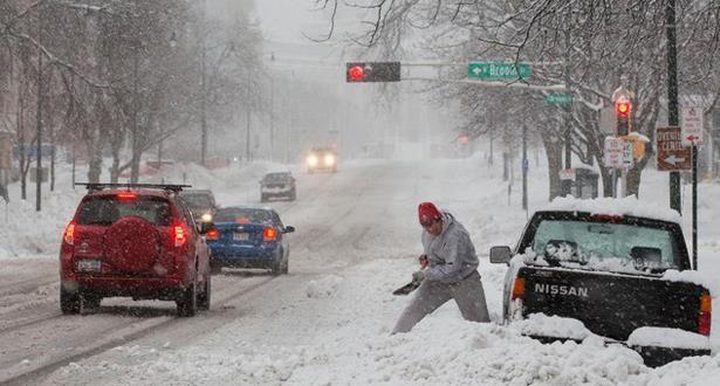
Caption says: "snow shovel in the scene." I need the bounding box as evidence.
[392,278,422,295]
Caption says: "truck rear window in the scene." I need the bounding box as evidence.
[77,196,172,226]
[532,220,681,271]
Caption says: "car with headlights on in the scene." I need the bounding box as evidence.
[207,206,294,275]
[60,183,212,317]
[306,146,338,173]
[260,171,296,202]
[178,189,217,223]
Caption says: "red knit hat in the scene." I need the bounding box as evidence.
[418,202,441,225]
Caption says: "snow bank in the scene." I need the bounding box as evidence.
[513,313,596,341]
[305,274,344,298]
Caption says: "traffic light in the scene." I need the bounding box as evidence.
[346,62,401,82]
[615,96,632,136]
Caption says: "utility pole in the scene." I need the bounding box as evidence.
[666,0,681,213]
[200,0,208,166]
[245,73,251,163]
[522,125,528,215]
[130,43,140,184]
[562,9,573,197]
[35,15,43,212]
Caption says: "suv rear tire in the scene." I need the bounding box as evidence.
[198,273,211,311]
[60,287,81,315]
[176,280,198,317]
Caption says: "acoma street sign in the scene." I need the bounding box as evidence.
[467,62,531,81]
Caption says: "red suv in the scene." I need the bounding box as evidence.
[60,183,212,317]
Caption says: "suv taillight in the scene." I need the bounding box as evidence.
[699,292,712,336]
[263,227,277,241]
[63,222,76,245]
[174,223,187,247]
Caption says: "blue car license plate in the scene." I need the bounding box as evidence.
[233,232,249,241]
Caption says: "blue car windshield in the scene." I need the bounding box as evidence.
[215,208,273,224]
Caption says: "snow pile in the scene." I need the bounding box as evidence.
[305,274,344,298]
[628,327,711,350]
[662,269,718,293]
[543,196,682,223]
[513,313,596,341]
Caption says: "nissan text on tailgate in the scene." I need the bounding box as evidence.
[489,197,712,367]
[60,183,212,317]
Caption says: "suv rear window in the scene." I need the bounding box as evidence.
[215,208,273,224]
[77,196,173,226]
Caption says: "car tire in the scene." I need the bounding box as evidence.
[80,293,102,313]
[177,279,198,317]
[289,190,296,201]
[60,287,81,315]
[198,273,211,311]
[282,257,289,275]
[271,251,283,276]
[210,261,222,275]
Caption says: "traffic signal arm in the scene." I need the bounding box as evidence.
[346,62,401,82]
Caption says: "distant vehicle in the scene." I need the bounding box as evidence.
[260,171,296,202]
[490,200,711,367]
[178,189,217,223]
[306,146,338,173]
[60,183,212,317]
[207,207,294,275]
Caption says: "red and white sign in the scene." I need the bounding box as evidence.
[603,137,625,169]
[681,107,704,146]
[656,126,692,171]
[559,168,576,181]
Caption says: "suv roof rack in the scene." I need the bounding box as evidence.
[75,182,192,193]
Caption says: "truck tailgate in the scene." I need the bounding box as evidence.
[518,266,706,341]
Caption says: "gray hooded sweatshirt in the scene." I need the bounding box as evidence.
[421,211,479,283]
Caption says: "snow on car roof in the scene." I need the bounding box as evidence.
[541,196,682,224]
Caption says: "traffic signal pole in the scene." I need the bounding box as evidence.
[666,0,682,214]
[562,14,573,197]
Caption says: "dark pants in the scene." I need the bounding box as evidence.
[392,270,490,334]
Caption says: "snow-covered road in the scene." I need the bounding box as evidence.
[2,155,720,385]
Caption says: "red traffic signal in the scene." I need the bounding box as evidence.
[346,62,401,82]
[615,97,631,117]
[347,65,365,82]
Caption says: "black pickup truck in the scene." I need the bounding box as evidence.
[490,208,712,367]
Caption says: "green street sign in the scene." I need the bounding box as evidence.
[545,92,573,105]
[467,62,532,81]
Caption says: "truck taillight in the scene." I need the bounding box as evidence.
[699,292,712,336]
[511,278,526,300]
[63,222,76,245]
[263,227,277,241]
[510,277,526,321]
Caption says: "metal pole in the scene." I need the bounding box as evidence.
[245,74,251,162]
[666,0,682,213]
[270,76,275,162]
[562,10,573,196]
[522,125,528,212]
[692,145,698,269]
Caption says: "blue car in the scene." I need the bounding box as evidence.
[207,207,294,275]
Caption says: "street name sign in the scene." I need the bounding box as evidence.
[545,92,573,106]
[656,126,692,171]
[681,107,704,146]
[467,62,531,81]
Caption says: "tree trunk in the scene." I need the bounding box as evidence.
[542,135,563,201]
[87,128,103,184]
[599,166,614,197]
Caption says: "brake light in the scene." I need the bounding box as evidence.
[511,277,526,300]
[263,227,277,241]
[174,224,187,247]
[590,214,624,222]
[206,228,220,241]
[699,292,712,336]
[63,222,76,245]
[117,191,137,201]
